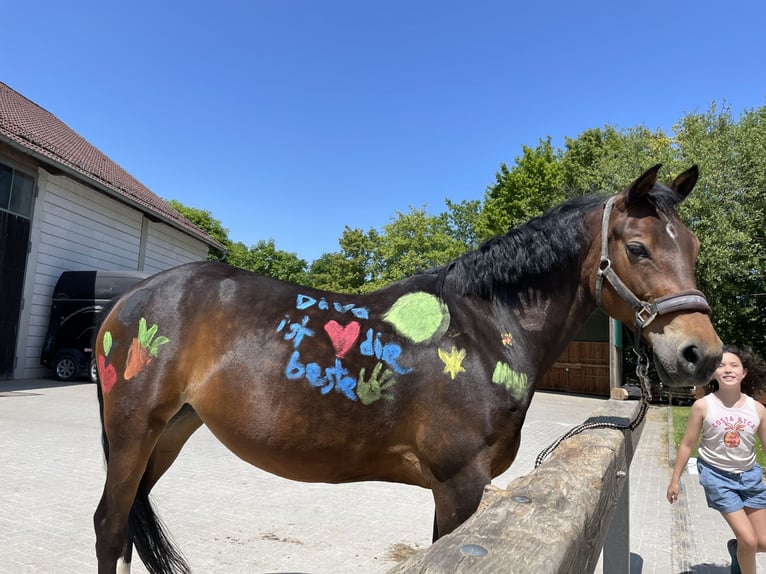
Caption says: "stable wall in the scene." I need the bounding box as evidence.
[14,166,209,380]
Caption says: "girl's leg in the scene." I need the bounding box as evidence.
[744,507,766,552]
[722,509,757,574]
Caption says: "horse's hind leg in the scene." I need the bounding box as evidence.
[94,405,201,574]
[94,429,162,574]
[116,406,203,573]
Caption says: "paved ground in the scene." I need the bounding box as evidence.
[1,378,764,573]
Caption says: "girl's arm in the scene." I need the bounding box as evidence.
[756,400,766,451]
[667,397,706,504]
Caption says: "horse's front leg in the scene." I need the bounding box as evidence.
[430,463,491,541]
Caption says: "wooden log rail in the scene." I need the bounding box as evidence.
[389,399,645,574]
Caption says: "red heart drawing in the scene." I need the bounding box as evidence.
[324,320,361,358]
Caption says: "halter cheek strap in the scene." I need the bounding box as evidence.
[595,196,712,347]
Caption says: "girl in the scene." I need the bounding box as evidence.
[668,345,766,574]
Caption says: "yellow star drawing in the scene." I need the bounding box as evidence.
[438,345,467,380]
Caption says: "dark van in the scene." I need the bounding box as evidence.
[40,270,150,381]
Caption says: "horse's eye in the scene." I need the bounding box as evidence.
[626,242,649,258]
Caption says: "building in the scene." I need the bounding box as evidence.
[0,82,223,380]
[535,310,628,397]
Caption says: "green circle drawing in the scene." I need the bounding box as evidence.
[383,292,450,343]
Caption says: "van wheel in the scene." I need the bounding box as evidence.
[54,354,79,382]
[90,358,98,384]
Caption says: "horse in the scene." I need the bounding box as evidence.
[93,164,721,573]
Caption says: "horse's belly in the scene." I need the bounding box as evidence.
[200,415,428,487]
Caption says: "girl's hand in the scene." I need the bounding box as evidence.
[667,483,679,504]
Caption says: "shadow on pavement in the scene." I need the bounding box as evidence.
[0,377,93,393]
[683,565,730,573]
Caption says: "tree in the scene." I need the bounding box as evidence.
[226,239,309,285]
[168,200,309,283]
[673,102,766,355]
[444,198,481,251]
[477,137,564,240]
[559,125,676,197]
[308,227,379,293]
[309,203,477,294]
[367,206,467,291]
[168,199,229,260]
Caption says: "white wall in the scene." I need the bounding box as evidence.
[143,219,209,273]
[15,168,209,379]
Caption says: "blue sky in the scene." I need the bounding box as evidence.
[4,1,765,262]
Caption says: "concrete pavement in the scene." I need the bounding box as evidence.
[0,378,762,573]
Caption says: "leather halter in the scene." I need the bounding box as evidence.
[595,196,712,347]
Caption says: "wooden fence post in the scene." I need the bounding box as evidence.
[602,455,631,572]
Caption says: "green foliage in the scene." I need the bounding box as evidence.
[476,126,674,238]
[671,406,700,457]
[444,198,482,251]
[559,125,676,197]
[478,137,563,239]
[367,206,468,291]
[312,207,471,294]
[168,199,229,260]
[225,239,309,285]
[168,199,309,284]
[673,103,766,355]
[308,227,379,293]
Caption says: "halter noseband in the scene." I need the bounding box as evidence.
[595,196,712,348]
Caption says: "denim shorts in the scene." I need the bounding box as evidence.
[697,459,766,513]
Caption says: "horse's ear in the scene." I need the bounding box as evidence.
[670,165,699,201]
[625,164,662,204]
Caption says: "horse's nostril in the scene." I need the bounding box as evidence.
[681,345,700,369]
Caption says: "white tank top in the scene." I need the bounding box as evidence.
[698,394,760,473]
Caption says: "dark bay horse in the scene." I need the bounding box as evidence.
[94,165,721,573]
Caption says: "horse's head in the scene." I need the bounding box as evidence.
[591,164,722,387]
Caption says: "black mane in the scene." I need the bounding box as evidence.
[442,182,683,299]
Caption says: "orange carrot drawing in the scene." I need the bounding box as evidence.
[124,318,170,380]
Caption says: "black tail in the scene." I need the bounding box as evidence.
[96,367,190,573]
[129,483,191,574]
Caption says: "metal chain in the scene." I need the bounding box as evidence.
[534,348,651,468]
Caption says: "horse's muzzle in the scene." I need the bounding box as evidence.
[652,343,722,388]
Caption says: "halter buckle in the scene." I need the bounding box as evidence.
[635,303,658,329]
